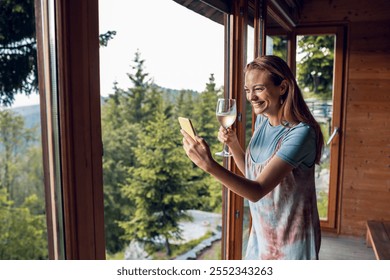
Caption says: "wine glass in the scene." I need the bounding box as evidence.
[215,98,237,157]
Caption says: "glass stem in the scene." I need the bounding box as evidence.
[223,143,229,155]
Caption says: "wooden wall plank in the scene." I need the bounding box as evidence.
[348,53,390,80]
[349,21,390,51]
[299,0,390,23]
[348,81,390,103]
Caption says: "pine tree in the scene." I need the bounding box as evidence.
[193,74,221,144]
[175,89,197,119]
[0,109,47,259]
[120,108,196,256]
[190,74,223,212]
[101,51,164,254]
[0,0,37,106]
[0,0,116,106]
[122,50,151,123]
[0,188,47,259]
[0,109,36,203]
[101,96,137,253]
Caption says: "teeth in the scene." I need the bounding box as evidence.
[252,101,264,106]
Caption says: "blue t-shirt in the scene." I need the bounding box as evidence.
[249,115,316,168]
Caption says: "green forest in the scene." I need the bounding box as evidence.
[0,50,226,259]
[0,109,47,259]
[101,51,225,258]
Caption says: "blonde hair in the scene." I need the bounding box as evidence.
[245,55,324,164]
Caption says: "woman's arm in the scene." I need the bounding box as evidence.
[182,130,294,202]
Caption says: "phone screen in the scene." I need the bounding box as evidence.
[178,117,196,140]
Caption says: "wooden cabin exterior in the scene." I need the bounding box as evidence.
[31,0,389,259]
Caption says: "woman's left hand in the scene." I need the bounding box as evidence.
[181,130,215,173]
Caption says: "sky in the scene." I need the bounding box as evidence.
[98,0,224,96]
[11,0,224,108]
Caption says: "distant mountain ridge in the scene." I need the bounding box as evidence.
[10,87,199,130]
[11,104,41,129]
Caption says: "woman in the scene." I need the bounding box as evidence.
[181,55,323,260]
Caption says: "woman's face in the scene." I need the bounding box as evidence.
[244,69,286,121]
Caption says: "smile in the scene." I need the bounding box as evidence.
[251,101,265,108]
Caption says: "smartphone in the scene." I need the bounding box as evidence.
[178,117,197,141]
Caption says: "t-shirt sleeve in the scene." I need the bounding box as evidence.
[276,124,317,168]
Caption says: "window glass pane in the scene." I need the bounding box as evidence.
[247,26,255,64]
[246,25,255,148]
[242,24,255,258]
[266,35,288,61]
[296,34,336,220]
[99,0,225,260]
[1,1,48,259]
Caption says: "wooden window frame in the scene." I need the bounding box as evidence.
[222,0,248,260]
[223,0,267,260]
[34,0,63,259]
[294,24,347,231]
[35,0,105,259]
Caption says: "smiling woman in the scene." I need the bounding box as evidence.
[182,55,324,260]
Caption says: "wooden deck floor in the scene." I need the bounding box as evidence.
[319,233,376,260]
[197,232,377,260]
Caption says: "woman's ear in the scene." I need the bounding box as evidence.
[280,80,288,96]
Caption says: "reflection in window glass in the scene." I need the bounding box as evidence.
[0,1,48,259]
[266,35,288,61]
[99,0,225,260]
[242,24,255,258]
[247,26,255,64]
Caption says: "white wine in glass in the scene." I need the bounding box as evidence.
[215,98,237,157]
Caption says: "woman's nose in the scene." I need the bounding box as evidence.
[248,90,257,100]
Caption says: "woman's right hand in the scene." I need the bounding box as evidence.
[217,126,238,147]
